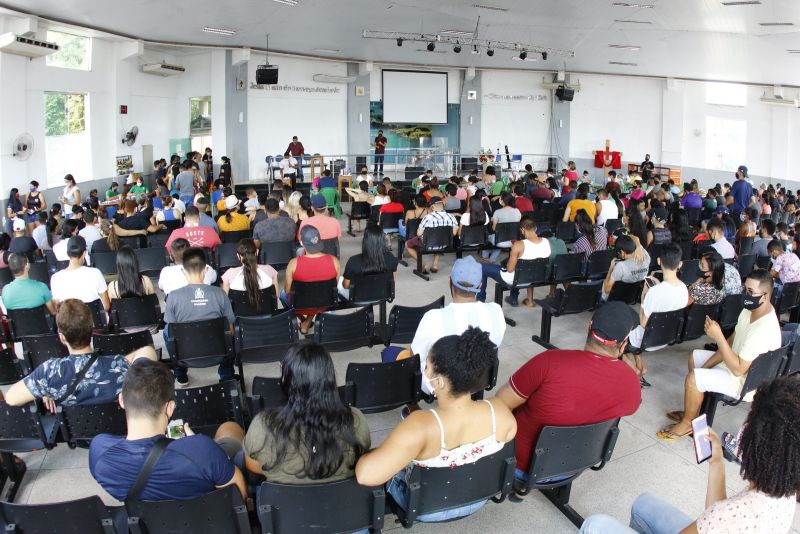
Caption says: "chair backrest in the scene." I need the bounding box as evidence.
[92,330,154,357]
[686,208,701,226]
[110,294,162,331]
[250,376,349,412]
[90,251,118,276]
[344,355,422,413]
[493,222,520,244]
[0,348,21,386]
[398,441,515,526]
[527,418,621,485]
[682,303,719,342]
[640,308,686,350]
[214,242,241,272]
[736,254,757,279]
[738,236,755,256]
[147,232,170,250]
[755,255,772,270]
[258,478,385,534]
[134,247,168,276]
[169,317,232,368]
[677,240,693,261]
[718,293,744,332]
[291,279,338,311]
[58,402,127,448]
[0,496,117,534]
[349,201,371,219]
[86,299,108,329]
[171,380,245,437]
[228,288,278,317]
[259,240,295,270]
[554,281,602,315]
[27,262,50,287]
[459,225,488,248]
[778,282,800,314]
[555,221,577,242]
[118,236,143,249]
[606,280,643,305]
[126,486,250,534]
[320,238,340,257]
[0,268,13,292]
[549,253,585,283]
[0,401,50,452]
[585,249,615,279]
[349,272,394,306]
[6,305,54,340]
[21,334,68,372]
[235,311,299,366]
[403,218,421,241]
[369,204,381,223]
[604,219,622,234]
[313,307,375,352]
[737,346,790,401]
[161,219,182,232]
[385,297,445,345]
[220,230,252,244]
[783,340,800,377]
[510,257,550,288]
[421,226,453,251]
[379,212,402,231]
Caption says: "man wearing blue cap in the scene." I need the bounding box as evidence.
[730,165,752,220]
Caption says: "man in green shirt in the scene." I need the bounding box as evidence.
[128,176,148,196]
[1,254,55,314]
[105,182,120,202]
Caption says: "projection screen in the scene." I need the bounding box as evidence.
[381,69,448,124]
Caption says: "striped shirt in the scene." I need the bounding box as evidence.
[419,210,458,230]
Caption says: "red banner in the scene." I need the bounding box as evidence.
[594,151,622,169]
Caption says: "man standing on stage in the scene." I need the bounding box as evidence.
[373,130,387,174]
[286,136,305,181]
[640,154,655,181]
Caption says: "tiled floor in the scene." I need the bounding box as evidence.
[3,216,799,533]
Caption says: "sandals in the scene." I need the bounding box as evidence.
[656,425,692,441]
[640,376,652,389]
[666,411,684,423]
[521,298,535,308]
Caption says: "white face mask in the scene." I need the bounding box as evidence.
[422,373,443,396]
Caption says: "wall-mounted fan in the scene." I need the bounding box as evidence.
[121,126,139,146]
[12,134,34,161]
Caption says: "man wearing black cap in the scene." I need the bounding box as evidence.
[496,301,641,487]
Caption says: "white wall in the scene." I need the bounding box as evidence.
[247,55,348,181]
[480,71,551,154]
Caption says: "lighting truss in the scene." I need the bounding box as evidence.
[362,30,575,58]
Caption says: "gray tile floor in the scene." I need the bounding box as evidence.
[4,217,799,533]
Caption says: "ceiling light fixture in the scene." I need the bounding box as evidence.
[453,44,462,53]
[788,49,800,53]
[542,51,548,60]
[608,44,641,50]
[273,0,299,5]
[427,42,436,51]
[312,48,341,54]
[721,1,761,4]
[759,22,794,26]
[397,38,403,46]
[441,30,474,37]
[609,61,638,66]
[202,27,236,36]
[519,50,527,60]
[614,19,652,24]
[472,4,510,12]
[612,2,654,7]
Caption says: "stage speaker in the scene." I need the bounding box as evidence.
[355,156,367,172]
[256,65,279,85]
[555,85,574,102]
[547,157,558,172]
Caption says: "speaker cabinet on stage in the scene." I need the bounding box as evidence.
[256,65,279,85]
[459,157,478,173]
[548,157,558,172]
[355,156,367,172]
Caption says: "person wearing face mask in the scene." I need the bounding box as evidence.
[658,269,780,441]
[128,176,148,196]
[767,239,800,298]
[59,174,81,213]
[23,181,46,234]
[105,182,120,202]
[602,235,650,301]
[496,302,641,493]
[706,218,735,260]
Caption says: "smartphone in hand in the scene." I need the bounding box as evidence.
[167,419,186,439]
[691,414,712,464]
[645,276,657,288]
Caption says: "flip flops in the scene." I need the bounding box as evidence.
[656,425,692,441]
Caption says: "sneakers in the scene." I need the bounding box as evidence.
[504,296,519,307]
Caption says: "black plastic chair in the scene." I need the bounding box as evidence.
[250,376,349,412]
[347,201,371,237]
[110,294,162,332]
[57,402,127,449]
[379,212,402,235]
[737,254,757,280]
[90,251,118,277]
[391,441,516,528]
[585,249,615,280]
[0,268,13,292]
[171,380,246,437]
[234,311,299,385]
[606,280,643,305]
[515,418,621,528]
[344,355,422,413]
[320,238,340,258]
[755,255,771,270]
[313,307,375,352]
[127,486,250,534]
[384,296,445,346]
[493,257,550,327]
[20,334,68,374]
[493,222,520,247]
[0,496,118,533]
[5,305,54,342]
[228,288,278,317]
[604,218,622,234]
[220,230,252,244]
[737,236,754,256]
[777,281,800,322]
[0,349,21,386]
[414,226,454,281]
[134,247,168,278]
[700,346,789,426]
[718,293,744,335]
[93,330,155,357]
[628,309,685,352]
[678,259,701,286]
[782,340,800,377]
[457,225,489,256]
[555,221,577,243]
[259,240,295,271]
[677,240,693,261]
[161,219,182,232]
[0,401,56,456]
[550,253,585,285]
[257,478,384,534]
[681,303,719,342]
[532,282,602,346]
[118,236,142,249]
[290,278,338,313]
[86,299,108,329]
[214,242,241,273]
[686,208,701,227]
[347,272,395,334]
[27,262,50,287]
[147,232,169,250]
[397,218,421,267]
[167,317,234,373]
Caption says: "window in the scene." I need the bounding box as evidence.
[46,31,91,70]
[705,117,747,172]
[705,82,747,107]
[44,92,91,185]
[189,97,212,135]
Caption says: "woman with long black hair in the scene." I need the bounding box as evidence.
[244,341,371,483]
[338,223,398,299]
[221,238,279,311]
[6,188,23,235]
[458,196,488,231]
[107,246,154,299]
[573,209,608,261]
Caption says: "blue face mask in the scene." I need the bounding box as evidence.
[29,186,36,192]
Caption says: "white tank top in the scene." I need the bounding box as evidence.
[500,238,551,285]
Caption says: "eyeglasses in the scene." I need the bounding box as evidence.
[744,289,765,297]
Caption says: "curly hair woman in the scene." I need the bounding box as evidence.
[356,327,516,522]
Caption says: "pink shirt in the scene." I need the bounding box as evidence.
[165,226,221,252]
[773,251,800,284]
[298,215,341,240]
[221,264,278,286]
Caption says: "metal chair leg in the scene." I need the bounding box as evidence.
[540,484,584,529]
[412,252,429,281]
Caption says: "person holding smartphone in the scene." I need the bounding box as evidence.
[578,376,800,534]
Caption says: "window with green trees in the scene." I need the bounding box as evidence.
[46,30,91,70]
[44,93,86,137]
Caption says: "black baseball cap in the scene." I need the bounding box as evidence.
[589,302,639,345]
[651,208,669,223]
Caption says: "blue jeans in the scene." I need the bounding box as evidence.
[478,262,519,303]
[387,468,487,522]
[398,219,407,239]
[374,154,384,174]
[579,493,694,534]
[163,324,234,382]
[180,195,194,207]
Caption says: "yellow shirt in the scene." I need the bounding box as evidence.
[567,199,596,223]
[218,212,251,232]
[718,308,780,399]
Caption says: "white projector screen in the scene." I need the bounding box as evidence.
[382,70,448,124]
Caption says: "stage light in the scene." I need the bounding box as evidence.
[454,44,462,53]
[542,51,548,60]
[397,38,403,46]
[487,48,494,56]
[427,42,436,51]
[519,50,527,60]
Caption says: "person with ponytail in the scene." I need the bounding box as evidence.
[91,219,121,253]
[221,239,279,308]
[356,327,516,522]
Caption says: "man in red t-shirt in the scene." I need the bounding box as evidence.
[496,301,641,486]
[373,130,387,175]
[512,183,533,214]
[165,206,221,252]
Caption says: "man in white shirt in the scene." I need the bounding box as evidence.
[78,210,103,255]
[171,195,186,214]
[595,189,619,226]
[706,218,735,260]
[410,256,506,394]
[279,151,298,189]
[50,236,110,312]
[158,238,217,295]
[625,244,689,387]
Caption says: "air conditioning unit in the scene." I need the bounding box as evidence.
[0,32,59,58]
[142,62,186,76]
[760,93,799,108]
[312,73,357,84]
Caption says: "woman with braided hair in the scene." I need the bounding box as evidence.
[356,327,517,522]
[579,375,800,533]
